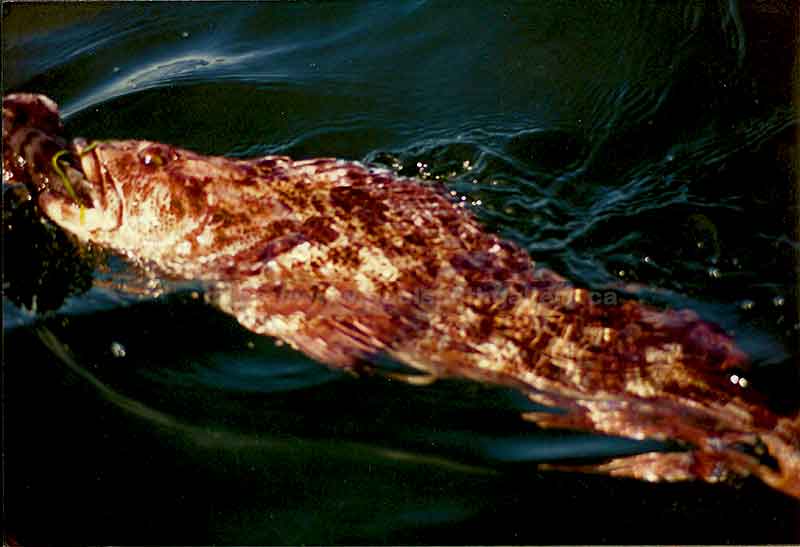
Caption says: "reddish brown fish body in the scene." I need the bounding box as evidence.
[3,93,799,498]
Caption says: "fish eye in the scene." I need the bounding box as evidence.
[141,151,164,167]
[138,144,174,168]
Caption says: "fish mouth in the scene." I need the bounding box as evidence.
[73,138,107,205]
[37,139,121,237]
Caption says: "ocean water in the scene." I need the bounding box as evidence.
[3,2,799,544]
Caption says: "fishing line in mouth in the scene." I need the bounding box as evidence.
[49,141,104,226]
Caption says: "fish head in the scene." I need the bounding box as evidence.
[3,93,113,240]
[40,138,215,253]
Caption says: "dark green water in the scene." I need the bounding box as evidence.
[3,2,799,544]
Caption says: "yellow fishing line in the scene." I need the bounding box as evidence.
[51,149,86,225]
[80,140,102,155]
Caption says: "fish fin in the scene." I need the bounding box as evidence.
[379,370,439,386]
[521,409,594,431]
[540,451,700,483]
[214,278,426,373]
[278,315,393,371]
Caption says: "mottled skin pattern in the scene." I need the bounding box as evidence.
[4,93,799,498]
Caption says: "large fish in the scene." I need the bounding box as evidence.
[3,93,799,498]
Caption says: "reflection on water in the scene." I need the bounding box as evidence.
[3,1,799,544]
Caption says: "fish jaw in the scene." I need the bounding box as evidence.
[38,189,117,242]
[1,94,114,238]
[37,139,122,242]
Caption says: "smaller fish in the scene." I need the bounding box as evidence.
[3,93,799,498]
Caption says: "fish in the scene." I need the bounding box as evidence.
[3,92,799,498]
